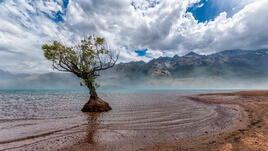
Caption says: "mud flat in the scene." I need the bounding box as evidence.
[142,91,268,151]
[1,91,266,151]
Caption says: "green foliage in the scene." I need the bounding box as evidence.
[95,83,100,88]
[42,35,118,91]
[80,82,84,87]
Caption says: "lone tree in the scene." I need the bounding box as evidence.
[42,36,118,112]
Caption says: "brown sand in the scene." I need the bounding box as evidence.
[141,90,268,151]
[1,91,267,151]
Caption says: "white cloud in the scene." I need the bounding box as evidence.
[197,3,204,8]
[146,49,163,58]
[0,0,267,73]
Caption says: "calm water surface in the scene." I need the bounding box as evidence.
[0,89,240,151]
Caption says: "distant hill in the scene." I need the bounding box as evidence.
[111,49,268,79]
[0,69,28,80]
[0,71,81,89]
[1,49,268,89]
[100,49,268,89]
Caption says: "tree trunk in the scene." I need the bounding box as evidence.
[81,82,112,112]
[89,82,98,100]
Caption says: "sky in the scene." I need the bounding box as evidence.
[0,0,268,73]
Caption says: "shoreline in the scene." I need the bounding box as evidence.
[1,91,267,151]
[141,91,268,151]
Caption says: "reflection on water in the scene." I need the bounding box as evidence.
[0,91,241,151]
[86,113,101,144]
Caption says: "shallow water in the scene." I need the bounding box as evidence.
[0,90,241,151]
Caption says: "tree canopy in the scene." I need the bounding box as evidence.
[42,36,118,90]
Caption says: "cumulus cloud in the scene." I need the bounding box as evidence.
[187,0,268,54]
[0,0,267,73]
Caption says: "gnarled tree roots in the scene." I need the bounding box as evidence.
[81,97,112,112]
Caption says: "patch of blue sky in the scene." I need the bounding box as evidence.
[135,49,148,56]
[62,0,69,9]
[187,0,235,23]
[42,0,69,23]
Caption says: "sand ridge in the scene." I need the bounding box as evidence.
[141,91,268,151]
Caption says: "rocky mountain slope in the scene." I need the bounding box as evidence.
[112,49,268,79]
[1,49,268,89]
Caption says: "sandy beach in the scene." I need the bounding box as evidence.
[0,91,267,151]
[142,91,268,151]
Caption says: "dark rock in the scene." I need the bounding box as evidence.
[81,98,112,112]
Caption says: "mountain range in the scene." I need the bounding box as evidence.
[1,49,268,89]
[112,49,268,79]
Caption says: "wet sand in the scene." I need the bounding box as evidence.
[0,91,267,151]
[142,91,268,151]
